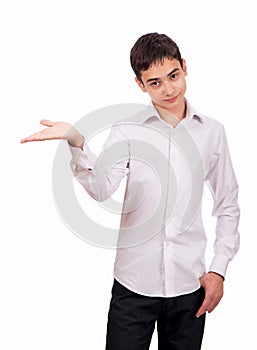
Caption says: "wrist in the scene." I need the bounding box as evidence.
[67,129,84,149]
[208,271,225,281]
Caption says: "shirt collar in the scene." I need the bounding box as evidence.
[137,99,205,125]
[184,100,205,124]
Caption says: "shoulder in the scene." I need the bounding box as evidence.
[198,112,225,134]
[117,104,153,124]
[203,114,223,126]
[111,104,154,136]
[187,100,225,132]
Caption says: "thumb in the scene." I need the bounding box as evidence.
[40,119,55,127]
[199,274,207,287]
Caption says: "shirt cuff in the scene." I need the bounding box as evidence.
[69,142,96,172]
[208,254,230,278]
[69,144,82,160]
[69,140,94,161]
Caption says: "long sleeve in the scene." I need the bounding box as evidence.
[69,124,130,202]
[206,125,240,277]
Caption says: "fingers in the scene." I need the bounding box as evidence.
[196,274,224,318]
[197,295,222,317]
[21,120,74,144]
[21,120,56,143]
[196,299,208,318]
[196,294,220,318]
[20,131,48,143]
[196,292,213,318]
[20,132,37,143]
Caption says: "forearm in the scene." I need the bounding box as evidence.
[208,182,240,277]
[209,211,240,277]
[69,124,130,202]
[207,125,240,277]
[70,143,129,202]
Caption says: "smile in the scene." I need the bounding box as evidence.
[164,95,178,103]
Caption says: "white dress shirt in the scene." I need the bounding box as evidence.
[69,101,240,297]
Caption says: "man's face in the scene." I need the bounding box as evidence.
[136,57,187,114]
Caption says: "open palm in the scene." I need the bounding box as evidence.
[21,119,84,148]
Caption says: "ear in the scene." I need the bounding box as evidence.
[182,58,188,76]
[135,77,147,92]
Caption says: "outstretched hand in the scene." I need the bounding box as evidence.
[196,272,224,318]
[21,120,84,148]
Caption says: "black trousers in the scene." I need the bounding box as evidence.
[106,279,206,350]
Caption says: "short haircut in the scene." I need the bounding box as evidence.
[130,32,183,83]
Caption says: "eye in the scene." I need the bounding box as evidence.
[151,81,160,87]
[170,73,179,80]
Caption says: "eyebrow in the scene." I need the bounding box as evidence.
[146,68,180,83]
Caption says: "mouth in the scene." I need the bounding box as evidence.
[164,95,178,103]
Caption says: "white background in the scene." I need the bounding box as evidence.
[0,0,255,348]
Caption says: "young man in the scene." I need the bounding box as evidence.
[21,33,240,349]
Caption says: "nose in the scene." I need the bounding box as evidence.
[163,81,174,96]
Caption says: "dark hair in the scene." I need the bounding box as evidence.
[130,32,183,82]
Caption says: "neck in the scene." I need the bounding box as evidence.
[154,100,187,127]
